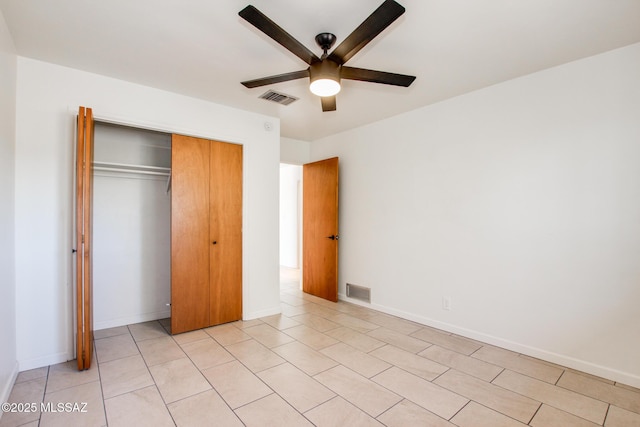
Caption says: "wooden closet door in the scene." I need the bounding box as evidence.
[76,106,94,370]
[171,134,211,334]
[209,141,243,325]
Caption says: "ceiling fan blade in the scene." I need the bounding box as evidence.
[239,5,320,65]
[341,66,415,87]
[241,69,309,88]
[328,0,405,65]
[321,96,337,112]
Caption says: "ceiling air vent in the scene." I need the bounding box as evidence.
[259,90,299,106]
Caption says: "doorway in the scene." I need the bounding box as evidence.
[279,163,302,289]
[279,158,340,301]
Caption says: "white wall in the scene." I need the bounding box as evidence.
[312,43,640,387]
[281,137,311,165]
[92,123,172,329]
[279,164,301,268]
[14,57,281,370]
[0,8,17,407]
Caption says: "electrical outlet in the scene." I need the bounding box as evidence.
[442,296,452,311]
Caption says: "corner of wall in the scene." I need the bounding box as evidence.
[0,5,18,411]
[0,361,18,408]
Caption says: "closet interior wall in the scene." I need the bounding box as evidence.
[92,122,171,330]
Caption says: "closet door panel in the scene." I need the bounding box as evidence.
[171,134,211,334]
[209,141,243,325]
[76,106,94,370]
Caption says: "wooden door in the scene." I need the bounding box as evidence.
[171,134,211,334]
[209,141,243,325]
[303,157,339,302]
[171,135,243,333]
[76,106,94,370]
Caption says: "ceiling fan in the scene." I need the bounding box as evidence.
[239,0,416,112]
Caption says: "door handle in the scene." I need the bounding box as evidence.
[326,235,340,240]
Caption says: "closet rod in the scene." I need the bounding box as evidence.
[93,166,170,177]
[93,161,171,177]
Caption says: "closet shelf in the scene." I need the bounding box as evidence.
[93,161,171,177]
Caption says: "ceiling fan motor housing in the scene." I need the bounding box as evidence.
[310,59,341,85]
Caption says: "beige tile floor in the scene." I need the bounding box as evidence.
[2,269,640,427]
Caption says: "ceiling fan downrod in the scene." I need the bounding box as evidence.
[315,32,336,59]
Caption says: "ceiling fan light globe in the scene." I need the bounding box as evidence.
[310,79,341,97]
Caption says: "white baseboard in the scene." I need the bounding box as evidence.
[0,361,19,417]
[339,293,640,389]
[243,305,281,321]
[17,351,70,373]
[94,310,171,331]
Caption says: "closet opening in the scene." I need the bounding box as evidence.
[92,121,172,330]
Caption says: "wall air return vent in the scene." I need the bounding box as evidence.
[258,90,299,106]
[346,283,371,304]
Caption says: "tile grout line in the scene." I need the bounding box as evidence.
[39,365,51,425]
[94,343,109,427]
[146,321,182,426]
[373,398,410,425]
[447,399,471,422]
[553,376,637,418]
[526,401,543,425]
[602,403,611,426]
[490,368,611,426]
[207,337,281,420]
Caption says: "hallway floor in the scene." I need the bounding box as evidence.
[2,269,639,426]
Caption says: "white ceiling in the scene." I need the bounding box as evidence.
[2,0,640,141]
